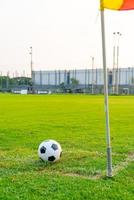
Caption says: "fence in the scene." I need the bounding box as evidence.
[32,68,134,94]
[1,68,134,94]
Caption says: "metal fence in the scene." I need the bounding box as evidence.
[32,68,134,94]
[1,68,134,94]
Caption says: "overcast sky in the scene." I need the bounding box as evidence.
[0,0,134,75]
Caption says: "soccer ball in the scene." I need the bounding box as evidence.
[38,139,62,162]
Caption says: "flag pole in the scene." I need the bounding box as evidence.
[100,2,112,177]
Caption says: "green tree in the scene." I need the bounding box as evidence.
[70,78,79,88]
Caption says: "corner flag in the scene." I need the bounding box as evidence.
[101,0,134,10]
[100,0,134,177]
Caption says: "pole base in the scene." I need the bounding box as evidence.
[107,147,113,177]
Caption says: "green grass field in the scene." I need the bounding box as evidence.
[0,94,134,200]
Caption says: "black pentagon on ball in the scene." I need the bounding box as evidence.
[51,143,58,151]
[48,156,56,162]
[40,146,46,154]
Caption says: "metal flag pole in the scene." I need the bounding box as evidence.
[112,32,116,94]
[100,1,112,177]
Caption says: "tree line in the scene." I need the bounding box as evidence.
[0,76,32,89]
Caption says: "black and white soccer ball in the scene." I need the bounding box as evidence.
[38,140,62,162]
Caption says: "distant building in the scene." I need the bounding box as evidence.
[33,68,134,88]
